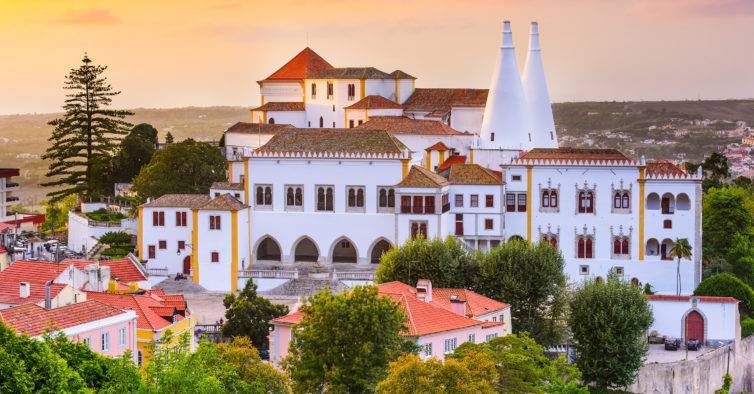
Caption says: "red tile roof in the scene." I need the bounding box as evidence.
[646,161,687,177]
[225,122,294,135]
[439,164,503,185]
[262,47,334,81]
[0,261,70,305]
[431,288,509,318]
[345,95,402,110]
[402,88,488,115]
[646,295,738,304]
[437,155,467,171]
[271,310,305,326]
[63,257,146,283]
[250,102,305,112]
[359,116,467,136]
[519,147,631,161]
[395,165,449,188]
[257,128,407,156]
[0,300,129,337]
[0,246,6,254]
[86,291,189,331]
[426,142,450,152]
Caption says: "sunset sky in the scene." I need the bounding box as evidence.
[1,0,753,115]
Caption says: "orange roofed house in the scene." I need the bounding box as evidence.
[268,280,511,367]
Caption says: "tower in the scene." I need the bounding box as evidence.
[522,22,558,148]
[479,21,531,151]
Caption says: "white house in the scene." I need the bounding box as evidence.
[647,295,739,346]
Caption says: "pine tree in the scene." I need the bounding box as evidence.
[42,54,132,201]
[165,131,174,144]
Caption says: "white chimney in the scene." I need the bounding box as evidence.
[85,264,111,292]
[448,294,467,317]
[480,21,531,151]
[522,21,558,148]
[416,279,433,303]
[19,282,30,298]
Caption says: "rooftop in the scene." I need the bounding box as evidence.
[0,261,70,305]
[431,288,509,318]
[0,168,20,178]
[646,295,738,304]
[210,182,244,191]
[436,155,467,171]
[402,88,488,116]
[250,102,305,112]
[518,147,632,161]
[63,257,147,283]
[198,193,246,211]
[395,165,449,188]
[389,70,416,80]
[426,142,450,152]
[262,47,334,82]
[345,95,402,110]
[0,300,129,337]
[256,128,407,157]
[359,116,467,136]
[439,164,503,185]
[86,291,189,331]
[309,67,393,80]
[140,194,211,209]
[225,122,294,135]
[646,161,687,177]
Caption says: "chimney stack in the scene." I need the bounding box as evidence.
[480,21,531,151]
[522,21,558,148]
[19,282,30,299]
[44,280,52,309]
[416,279,433,303]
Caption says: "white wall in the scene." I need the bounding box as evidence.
[67,212,137,255]
[648,299,739,342]
[140,207,193,274]
[450,107,484,133]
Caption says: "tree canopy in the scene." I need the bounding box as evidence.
[284,286,410,393]
[222,280,289,348]
[694,273,754,317]
[703,186,754,260]
[376,352,498,394]
[132,138,226,199]
[569,276,653,389]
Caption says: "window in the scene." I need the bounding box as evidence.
[468,334,476,343]
[158,240,167,250]
[83,336,91,348]
[175,211,187,226]
[401,196,412,213]
[234,193,240,199]
[285,186,303,211]
[316,186,334,211]
[349,119,354,128]
[663,219,672,229]
[455,194,463,207]
[613,236,630,256]
[541,189,558,210]
[268,117,275,124]
[211,251,219,263]
[319,116,324,127]
[541,233,558,248]
[410,221,428,238]
[137,350,143,366]
[101,332,109,352]
[347,83,356,100]
[491,132,495,141]
[327,82,334,99]
[511,174,522,182]
[255,185,272,207]
[485,333,498,341]
[505,193,516,211]
[576,236,594,259]
[311,82,316,99]
[613,266,625,276]
[358,120,363,125]
[209,215,221,230]
[485,195,494,208]
[455,214,464,236]
[470,194,479,208]
[378,187,395,212]
[423,343,433,357]
[148,245,156,259]
[152,211,165,226]
[578,190,594,214]
[347,186,365,211]
[517,193,527,212]
[424,196,435,214]
[579,265,589,275]
[613,190,630,212]
[484,218,493,230]
[178,240,186,250]
[443,337,458,353]
[119,328,127,346]
[441,193,449,212]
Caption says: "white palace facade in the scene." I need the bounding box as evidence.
[137,21,702,297]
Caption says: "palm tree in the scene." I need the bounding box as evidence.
[669,238,693,295]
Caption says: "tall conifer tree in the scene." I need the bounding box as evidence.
[42,54,132,201]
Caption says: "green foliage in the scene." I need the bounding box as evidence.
[165,132,175,144]
[451,333,587,394]
[569,275,653,389]
[723,234,754,288]
[216,337,291,394]
[702,187,754,260]
[222,280,289,348]
[643,283,655,295]
[714,373,732,394]
[86,208,126,223]
[284,286,410,393]
[42,194,78,233]
[99,231,132,245]
[375,236,478,288]
[475,240,569,347]
[694,273,754,317]
[741,318,754,338]
[113,123,158,183]
[669,238,693,295]
[41,54,132,201]
[376,352,498,394]
[132,138,226,199]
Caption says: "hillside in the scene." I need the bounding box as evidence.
[1,100,752,207]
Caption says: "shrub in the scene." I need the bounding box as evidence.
[694,273,754,316]
[741,318,754,338]
[99,231,132,245]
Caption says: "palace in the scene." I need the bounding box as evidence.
[137,21,702,298]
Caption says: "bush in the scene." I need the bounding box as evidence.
[86,208,126,223]
[694,273,754,316]
[741,318,754,338]
[99,231,132,245]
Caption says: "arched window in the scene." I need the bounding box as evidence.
[317,187,325,210]
[379,189,387,207]
[631,278,640,287]
[388,189,395,207]
[295,187,302,206]
[319,116,324,128]
[264,187,272,205]
[577,238,585,258]
[268,118,275,124]
[577,236,594,258]
[578,190,594,213]
[348,189,356,207]
[622,192,630,209]
[256,186,264,205]
[542,191,550,207]
[357,189,364,207]
[613,192,622,209]
[622,239,629,254]
[550,190,558,208]
[612,236,630,256]
[585,238,593,258]
[325,187,334,211]
[286,188,294,206]
[613,239,621,254]
[541,234,558,249]
[317,186,334,211]
[661,193,675,214]
[285,186,303,209]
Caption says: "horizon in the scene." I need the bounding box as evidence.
[1,1,753,115]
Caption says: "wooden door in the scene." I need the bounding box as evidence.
[685,310,704,342]
[183,256,191,275]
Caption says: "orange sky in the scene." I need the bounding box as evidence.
[1,0,753,115]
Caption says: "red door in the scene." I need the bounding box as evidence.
[183,256,191,275]
[685,311,704,342]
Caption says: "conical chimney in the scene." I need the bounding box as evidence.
[480,21,531,151]
[522,21,558,148]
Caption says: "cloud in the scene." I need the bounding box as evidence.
[53,8,121,25]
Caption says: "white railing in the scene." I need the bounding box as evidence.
[238,269,298,279]
[333,271,375,281]
[146,267,169,277]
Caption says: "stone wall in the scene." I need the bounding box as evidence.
[628,336,754,394]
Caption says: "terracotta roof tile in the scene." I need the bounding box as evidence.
[395,166,449,188]
[262,47,334,81]
[426,142,450,152]
[64,257,146,283]
[0,261,70,305]
[345,95,402,110]
[519,147,631,161]
[198,193,246,211]
[140,194,211,208]
[250,102,305,112]
[646,295,738,304]
[211,182,244,191]
[86,291,189,331]
[431,288,509,318]
[271,310,305,325]
[225,122,294,135]
[646,160,687,177]
[0,300,129,337]
[257,128,407,156]
[437,155,467,171]
[402,88,488,114]
[440,164,502,185]
[309,67,392,79]
[359,116,467,136]
[389,70,416,80]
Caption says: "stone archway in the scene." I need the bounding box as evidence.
[293,237,319,262]
[684,309,705,343]
[256,236,282,262]
[331,237,358,263]
[369,239,393,264]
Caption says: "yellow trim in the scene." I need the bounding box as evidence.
[469,148,475,164]
[261,111,267,124]
[260,94,265,105]
[231,211,239,293]
[360,79,365,99]
[638,166,646,260]
[227,161,233,182]
[425,149,431,170]
[191,209,199,284]
[301,82,305,103]
[401,159,410,178]
[243,158,250,204]
[394,78,400,103]
[365,109,369,122]
[526,166,533,244]
[137,207,143,259]
[344,108,348,128]
[439,150,446,165]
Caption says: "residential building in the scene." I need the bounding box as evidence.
[647,295,740,346]
[0,168,20,222]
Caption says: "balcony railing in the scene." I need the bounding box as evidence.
[333,271,375,281]
[238,269,298,279]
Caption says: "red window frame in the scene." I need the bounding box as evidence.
[485,195,494,208]
[148,245,156,259]
[209,215,221,230]
[158,240,166,250]
[505,193,516,212]
[424,196,435,214]
[484,218,493,230]
[412,196,424,214]
[517,193,527,212]
[211,252,219,262]
[153,211,165,226]
[178,241,186,250]
[401,196,412,213]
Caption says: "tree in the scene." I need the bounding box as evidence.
[569,275,653,389]
[376,352,498,394]
[284,286,410,393]
[688,153,731,191]
[216,337,291,393]
[723,233,754,288]
[113,123,158,183]
[474,240,569,347]
[165,131,175,144]
[132,138,227,199]
[694,273,754,317]
[450,333,586,393]
[669,238,692,295]
[702,187,754,259]
[42,194,78,235]
[375,236,478,288]
[41,54,132,201]
[222,280,289,348]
